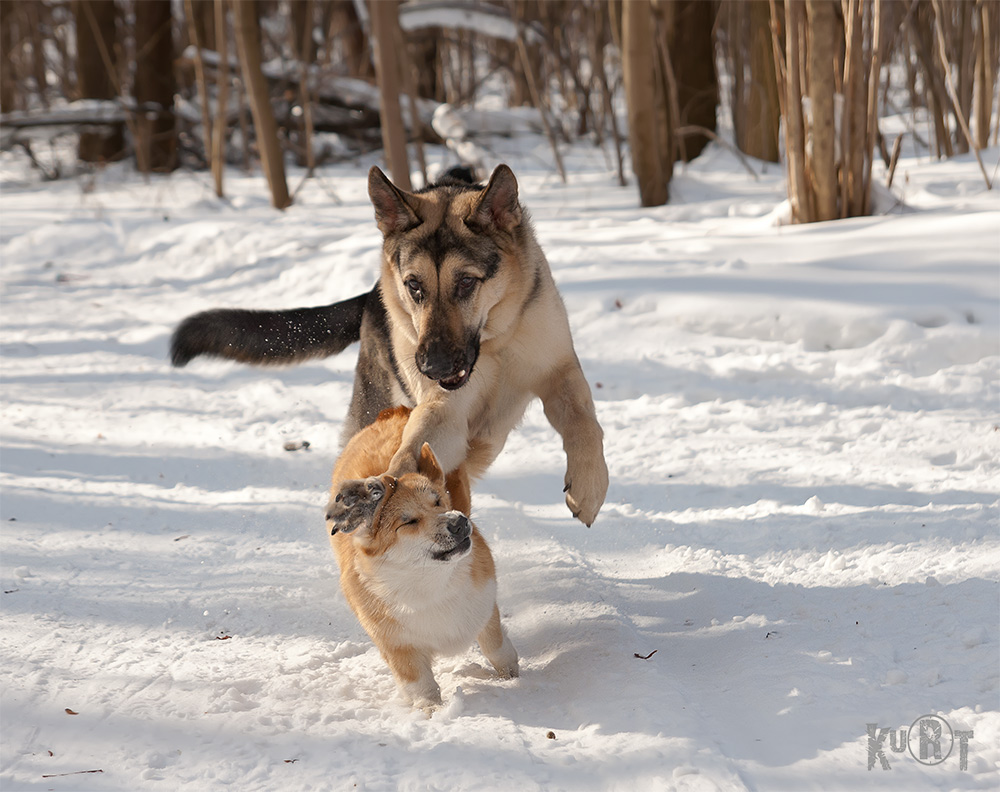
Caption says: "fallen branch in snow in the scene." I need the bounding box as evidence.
[0,100,126,129]
[178,46,543,143]
[885,133,903,189]
[398,1,546,45]
[179,46,438,130]
[1,100,126,154]
[42,770,104,778]
[634,650,658,660]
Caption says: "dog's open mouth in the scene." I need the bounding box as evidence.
[432,536,472,561]
[437,368,471,390]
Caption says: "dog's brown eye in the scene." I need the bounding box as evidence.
[455,276,477,299]
[405,278,423,302]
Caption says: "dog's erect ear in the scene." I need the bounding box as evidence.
[467,164,521,233]
[368,167,420,235]
[416,443,445,488]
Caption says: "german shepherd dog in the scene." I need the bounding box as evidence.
[171,165,608,525]
[326,406,518,712]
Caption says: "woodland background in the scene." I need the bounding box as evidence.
[1,0,998,218]
[3,3,999,790]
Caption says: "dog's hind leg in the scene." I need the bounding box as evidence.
[477,604,519,679]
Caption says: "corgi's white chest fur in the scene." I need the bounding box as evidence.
[360,541,496,655]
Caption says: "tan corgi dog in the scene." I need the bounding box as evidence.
[325,406,518,711]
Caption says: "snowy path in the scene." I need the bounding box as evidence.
[2,142,998,790]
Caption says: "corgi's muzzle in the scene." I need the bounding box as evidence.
[432,511,472,560]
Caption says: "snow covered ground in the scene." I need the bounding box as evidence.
[1,136,998,791]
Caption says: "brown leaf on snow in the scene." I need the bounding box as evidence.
[64,708,79,715]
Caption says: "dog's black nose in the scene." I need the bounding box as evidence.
[416,342,466,381]
[445,512,471,539]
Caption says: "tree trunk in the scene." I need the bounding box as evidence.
[75,0,124,162]
[841,0,865,217]
[779,0,809,221]
[184,0,213,168]
[623,0,669,206]
[191,0,215,50]
[26,2,50,109]
[327,0,372,80]
[911,2,954,158]
[746,0,781,162]
[509,1,541,107]
[134,0,177,172]
[233,0,291,208]
[773,0,890,222]
[973,0,998,149]
[212,0,228,197]
[954,0,975,154]
[806,0,838,221]
[1,0,19,112]
[410,31,444,102]
[369,0,411,191]
[293,0,317,173]
[668,0,719,162]
[290,0,316,63]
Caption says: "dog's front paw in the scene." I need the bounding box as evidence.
[401,681,442,715]
[326,476,388,535]
[563,455,609,527]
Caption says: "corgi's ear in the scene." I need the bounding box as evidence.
[416,443,445,488]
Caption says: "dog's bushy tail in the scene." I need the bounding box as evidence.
[170,290,370,367]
